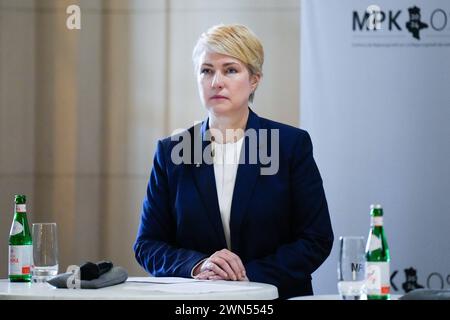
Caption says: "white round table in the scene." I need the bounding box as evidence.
[0,278,278,300]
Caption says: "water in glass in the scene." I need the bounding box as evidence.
[32,223,58,282]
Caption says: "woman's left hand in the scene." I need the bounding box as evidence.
[194,269,249,281]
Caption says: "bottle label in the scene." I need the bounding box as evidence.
[15,204,26,213]
[368,234,382,251]
[8,245,32,276]
[371,216,383,226]
[10,221,24,236]
[366,262,390,295]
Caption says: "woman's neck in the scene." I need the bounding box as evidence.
[209,107,249,143]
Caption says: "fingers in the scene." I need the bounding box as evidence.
[211,256,239,280]
[194,270,215,280]
[202,249,246,281]
[214,249,246,280]
[194,267,246,282]
[194,267,226,281]
[220,249,246,280]
[207,274,224,281]
[203,257,233,279]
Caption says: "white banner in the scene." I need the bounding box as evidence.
[300,0,450,295]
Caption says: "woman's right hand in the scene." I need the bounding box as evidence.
[193,249,246,281]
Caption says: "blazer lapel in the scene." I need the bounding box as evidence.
[190,109,263,252]
[229,109,261,253]
[191,119,227,248]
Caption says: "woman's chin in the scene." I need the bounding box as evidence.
[207,104,244,115]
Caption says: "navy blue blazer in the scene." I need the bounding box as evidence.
[134,109,333,299]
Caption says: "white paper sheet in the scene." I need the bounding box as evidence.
[128,282,261,294]
[126,277,204,284]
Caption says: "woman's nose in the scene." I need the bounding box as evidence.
[211,72,224,89]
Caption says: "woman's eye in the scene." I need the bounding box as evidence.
[200,69,211,75]
[227,68,237,74]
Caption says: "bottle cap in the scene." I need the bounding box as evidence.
[370,204,382,209]
[14,195,26,204]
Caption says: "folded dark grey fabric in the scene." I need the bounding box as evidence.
[47,266,128,289]
[399,289,450,300]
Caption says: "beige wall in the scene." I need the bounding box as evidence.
[1,0,37,277]
[0,0,299,278]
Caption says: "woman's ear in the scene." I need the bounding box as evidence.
[250,73,261,90]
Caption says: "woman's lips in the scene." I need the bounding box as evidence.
[210,95,228,100]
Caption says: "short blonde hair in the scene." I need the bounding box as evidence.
[192,24,264,102]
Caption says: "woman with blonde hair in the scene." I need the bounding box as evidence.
[134,24,333,299]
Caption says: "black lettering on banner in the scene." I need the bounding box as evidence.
[427,272,444,289]
[430,9,447,31]
[389,11,402,30]
[353,12,369,30]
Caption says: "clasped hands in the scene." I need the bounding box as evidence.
[193,249,248,281]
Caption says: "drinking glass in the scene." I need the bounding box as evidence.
[32,223,58,282]
[337,236,367,300]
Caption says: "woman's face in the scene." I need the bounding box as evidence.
[197,51,259,116]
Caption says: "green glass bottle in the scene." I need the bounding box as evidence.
[365,204,390,299]
[8,195,32,282]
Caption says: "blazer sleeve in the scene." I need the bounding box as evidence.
[133,140,208,278]
[244,131,334,290]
